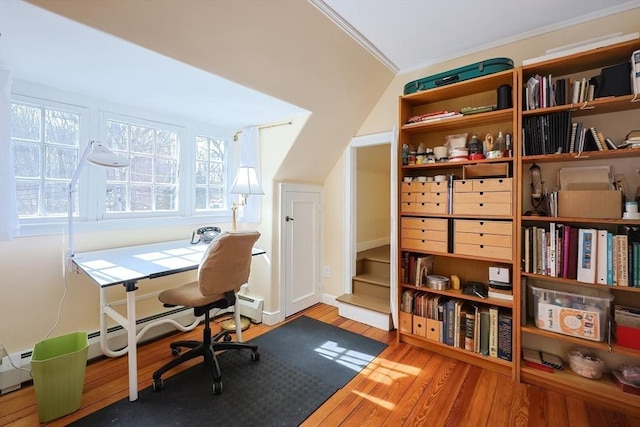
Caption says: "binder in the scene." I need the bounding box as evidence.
[577,228,597,284]
[596,230,608,284]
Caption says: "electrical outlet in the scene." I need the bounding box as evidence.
[322,266,330,278]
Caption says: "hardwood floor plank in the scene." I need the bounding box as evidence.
[403,358,471,426]
[565,396,589,427]
[443,365,486,426]
[302,342,414,426]
[338,345,434,426]
[2,304,640,427]
[487,372,529,427]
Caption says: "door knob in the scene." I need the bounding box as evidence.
[285,216,294,222]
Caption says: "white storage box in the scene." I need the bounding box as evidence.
[531,285,613,342]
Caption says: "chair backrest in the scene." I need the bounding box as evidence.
[197,230,260,297]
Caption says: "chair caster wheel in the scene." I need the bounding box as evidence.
[213,381,223,394]
[152,378,164,391]
[251,351,260,361]
[171,347,181,356]
[223,334,232,342]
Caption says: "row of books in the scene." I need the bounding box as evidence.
[521,112,617,155]
[401,290,512,361]
[524,75,596,111]
[522,224,640,287]
[400,253,434,286]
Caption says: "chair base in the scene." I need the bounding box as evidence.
[152,307,259,394]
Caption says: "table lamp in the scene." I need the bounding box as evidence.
[67,141,129,264]
[228,166,264,231]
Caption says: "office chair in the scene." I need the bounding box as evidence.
[152,230,261,394]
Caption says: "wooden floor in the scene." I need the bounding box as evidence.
[1,304,639,427]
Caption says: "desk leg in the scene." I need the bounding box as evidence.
[124,281,138,402]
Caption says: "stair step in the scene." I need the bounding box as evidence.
[357,245,390,264]
[353,273,389,287]
[356,245,391,279]
[336,293,391,315]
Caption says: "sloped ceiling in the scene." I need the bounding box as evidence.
[9,0,395,183]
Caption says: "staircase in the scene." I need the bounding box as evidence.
[336,245,393,331]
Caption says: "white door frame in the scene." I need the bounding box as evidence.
[342,129,398,326]
[278,182,322,323]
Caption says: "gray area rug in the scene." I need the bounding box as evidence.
[71,316,387,426]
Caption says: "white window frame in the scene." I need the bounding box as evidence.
[10,81,236,237]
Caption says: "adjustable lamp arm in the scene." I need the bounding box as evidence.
[67,141,95,259]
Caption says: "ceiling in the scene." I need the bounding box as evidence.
[319,0,639,73]
[1,0,638,132]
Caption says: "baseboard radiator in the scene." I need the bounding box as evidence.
[0,307,196,395]
[1,295,265,394]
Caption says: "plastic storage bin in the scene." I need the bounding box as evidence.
[531,285,613,342]
[31,332,88,422]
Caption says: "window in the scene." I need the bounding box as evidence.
[11,100,83,219]
[103,116,181,214]
[195,135,226,211]
[9,89,234,235]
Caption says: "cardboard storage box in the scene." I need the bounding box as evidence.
[558,190,622,219]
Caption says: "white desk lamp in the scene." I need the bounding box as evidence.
[228,166,264,231]
[67,141,129,263]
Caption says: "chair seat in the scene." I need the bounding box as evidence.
[159,281,226,308]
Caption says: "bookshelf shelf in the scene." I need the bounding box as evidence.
[402,157,511,171]
[521,94,640,118]
[401,109,513,134]
[521,147,640,164]
[400,249,512,264]
[522,272,640,293]
[520,366,640,418]
[400,283,514,309]
[521,215,640,226]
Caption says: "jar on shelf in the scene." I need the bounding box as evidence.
[425,148,436,163]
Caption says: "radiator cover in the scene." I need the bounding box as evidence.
[238,294,263,323]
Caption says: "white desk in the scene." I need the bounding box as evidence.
[73,239,265,401]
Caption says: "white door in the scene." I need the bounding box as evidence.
[282,184,321,317]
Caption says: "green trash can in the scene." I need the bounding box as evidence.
[31,332,89,423]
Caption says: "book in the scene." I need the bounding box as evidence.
[568,226,579,280]
[577,228,597,284]
[415,255,434,287]
[540,352,564,370]
[632,49,640,95]
[479,308,490,356]
[488,287,513,301]
[489,306,499,358]
[611,370,640,396]
[616,234,629,287]
[596,229,608,284]
[497,312,512,361]
[464,306,475,352]
[522,348,553,373]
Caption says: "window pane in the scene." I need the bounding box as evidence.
[106,121,129,152]
[15,181,40,216]
[130,125,154,154]
[157,131,177,157]
[43,182,68,216]
[130,155,153,183]
[155,185,177,210]
[106,184,128,212]
[155,158,177,184]
[45,146,76,180]
[195,161,207,185]
[45,109,79,146]
[195,135,226,212]
[195,137,208,161]
[208,187,224,209]
[209,163,223,185]
[195,187,207,209]
[13,142,41,178]
[130,185,152,211]
[12,100,81,219]
[11,104,41,141]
